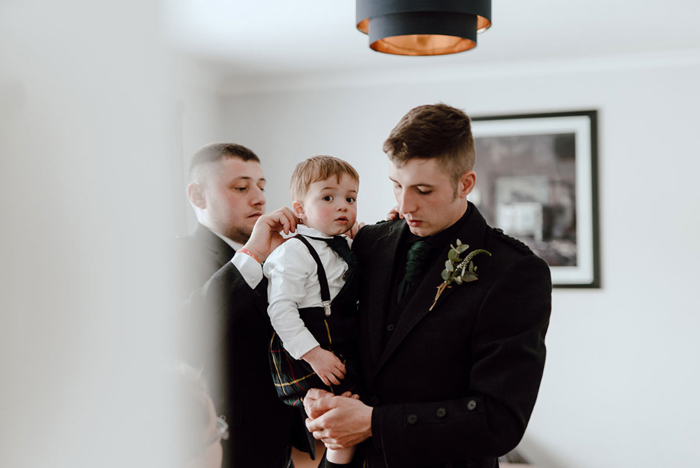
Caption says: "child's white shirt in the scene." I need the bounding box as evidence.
[263,225,352,360]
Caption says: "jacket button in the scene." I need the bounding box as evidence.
[436,408,447,418]
[407,414,418,424]
[386,324,395,332]
[370,396,379,406]
[467,400,477,411]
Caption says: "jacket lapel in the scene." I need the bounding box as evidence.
[365,221,405,367]
[193,223,236,268]
[374,206,490,377]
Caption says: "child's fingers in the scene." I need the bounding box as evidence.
[328,373,341,386]
[319,374,331,386]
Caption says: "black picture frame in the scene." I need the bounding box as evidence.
[471,110,600,288]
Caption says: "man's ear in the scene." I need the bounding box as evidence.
[187,183,206,209]
[458,170,477,199]
[292,200,306,221]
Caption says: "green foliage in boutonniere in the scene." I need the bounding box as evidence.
[429,239,492,311]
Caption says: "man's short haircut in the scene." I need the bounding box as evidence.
[383,103,475,186]
[188,143,260,183]
[290,155,360,201]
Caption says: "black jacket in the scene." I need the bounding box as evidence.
[353,206,552,468]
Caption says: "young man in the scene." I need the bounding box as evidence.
[304,104,553,468]
[174,143,313,468]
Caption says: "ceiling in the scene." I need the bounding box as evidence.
[163,0,700,78]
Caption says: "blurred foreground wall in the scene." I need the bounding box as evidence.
[0,1,174,467]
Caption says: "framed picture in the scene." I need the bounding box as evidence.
[470,110,600,288]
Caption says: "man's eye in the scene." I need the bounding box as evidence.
[346,197,356,203]
[234,187,248,192]
[322,195,334,201]
[417,189,432,195]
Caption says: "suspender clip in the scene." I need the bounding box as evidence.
[322,301,332,316]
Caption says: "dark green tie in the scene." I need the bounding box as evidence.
[397,240,434,301]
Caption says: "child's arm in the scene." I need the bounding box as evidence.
[264,242,321,360]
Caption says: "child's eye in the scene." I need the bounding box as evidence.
[234,187,248,192]
[346,197,356,203]
[322,195,334,202]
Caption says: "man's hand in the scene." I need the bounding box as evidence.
[301,346,346,386]
[303,388,334,419]
[242,207,297,262]
[304,390,373,450]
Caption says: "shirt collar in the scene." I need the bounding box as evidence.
[297,224,338,239]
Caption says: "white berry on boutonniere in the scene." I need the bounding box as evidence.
[430,239,492,311]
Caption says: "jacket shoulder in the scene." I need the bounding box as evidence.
[488,228,536,257]
[359,218,402,237]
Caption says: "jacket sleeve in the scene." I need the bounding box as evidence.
[374,254,552,467]
[176,262,262,372]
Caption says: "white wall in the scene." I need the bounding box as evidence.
[1,1,174,467]
[172,57,229,235]
[218,53,700,468]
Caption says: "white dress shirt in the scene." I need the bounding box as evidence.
[263,225,352,360]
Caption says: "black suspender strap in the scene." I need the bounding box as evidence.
[293,235,332,316]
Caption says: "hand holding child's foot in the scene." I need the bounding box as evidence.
[302,346,346,386]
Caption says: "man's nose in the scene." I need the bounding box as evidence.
[398,191,415,214]
[250,185,265,205]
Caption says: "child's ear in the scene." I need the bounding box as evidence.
[292,201,306,221]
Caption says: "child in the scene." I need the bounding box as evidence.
[264,155,360,465]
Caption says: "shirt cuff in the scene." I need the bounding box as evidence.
[232,251,263,289]
[284,328,320,360]
[371,405,383,451]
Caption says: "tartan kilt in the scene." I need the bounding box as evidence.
[268,312,359,407]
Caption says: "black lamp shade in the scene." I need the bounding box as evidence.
[356,0,492,56]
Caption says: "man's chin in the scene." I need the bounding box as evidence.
[407,225,431,237]
[229,227,254,245]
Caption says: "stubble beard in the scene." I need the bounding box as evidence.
[226,223,254,245]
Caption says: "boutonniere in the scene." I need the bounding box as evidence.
[430,239,492,311]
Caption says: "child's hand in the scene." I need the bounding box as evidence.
[302,346,346,386]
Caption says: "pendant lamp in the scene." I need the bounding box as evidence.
[356,0,492,56]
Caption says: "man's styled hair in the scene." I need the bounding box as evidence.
[290,155,360,201]
[188,143,260,183]
[383,103,475,186]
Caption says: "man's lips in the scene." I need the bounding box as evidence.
[248,212,263,218]
[407,219,422,227]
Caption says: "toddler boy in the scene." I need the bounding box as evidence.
[264,155,361,465]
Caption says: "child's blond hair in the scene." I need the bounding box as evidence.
[290,155,360,200]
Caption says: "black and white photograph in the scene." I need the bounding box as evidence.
[470,111,600,287]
